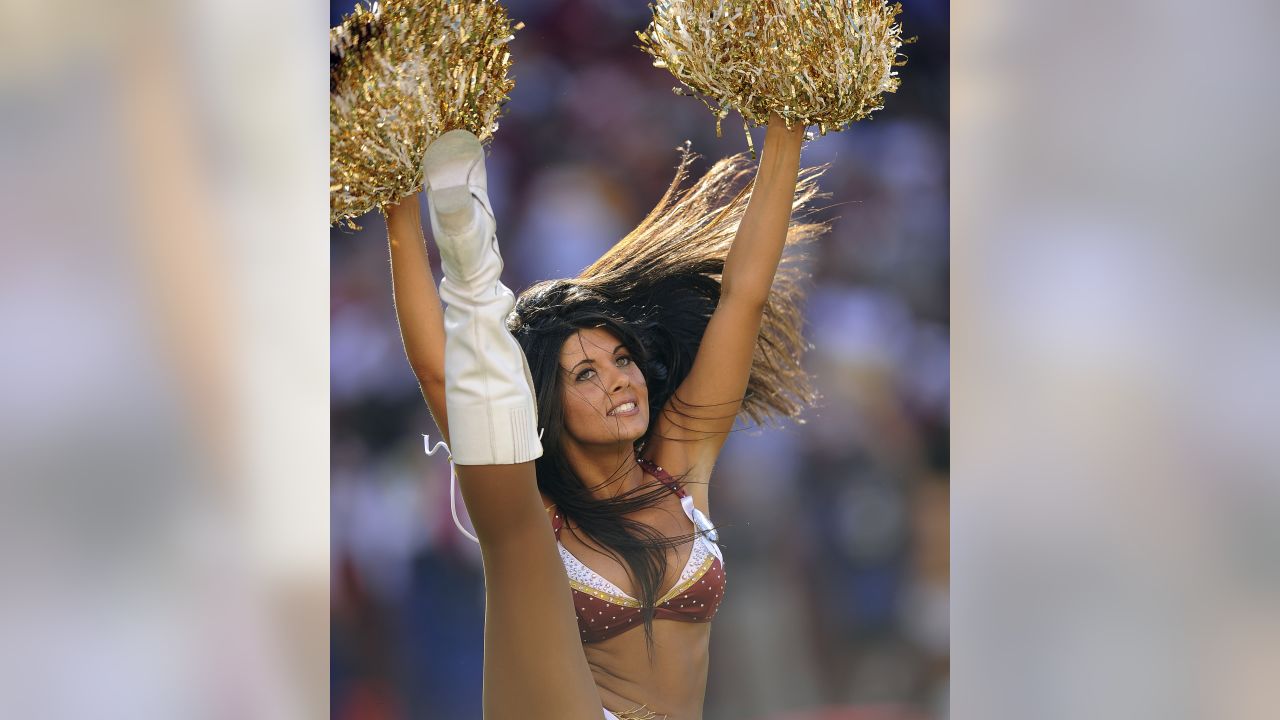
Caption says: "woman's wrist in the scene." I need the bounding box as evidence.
[761,119,804,168]
[766,112,806,135]
[763,113,806,156]
[385,192,423,228]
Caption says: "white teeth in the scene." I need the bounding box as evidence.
[609,402,636,416]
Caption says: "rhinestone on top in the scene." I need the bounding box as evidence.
[559,543,640,607]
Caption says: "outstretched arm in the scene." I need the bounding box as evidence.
[653,114,805,467]
[722,114,806,306]
[386,193,450,441]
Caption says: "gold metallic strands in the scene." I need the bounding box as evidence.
[330,0,522,226]
[638,0,908,138]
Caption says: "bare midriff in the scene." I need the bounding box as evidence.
[586,618,711,720]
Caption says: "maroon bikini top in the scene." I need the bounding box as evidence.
[550,458,726,643]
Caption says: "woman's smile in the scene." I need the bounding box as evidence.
[607,400,639,417]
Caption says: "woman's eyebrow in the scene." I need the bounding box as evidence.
[568,345,627,370]
[564,344,628,372]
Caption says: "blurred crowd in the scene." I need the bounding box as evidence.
[330,1,949,718]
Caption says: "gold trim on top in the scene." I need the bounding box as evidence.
[656,554,717,606]
[569,579,643,608]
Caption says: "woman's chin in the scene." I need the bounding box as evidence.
[626,411,651,438]
[613,424,647,445]
[611,416,649,444]
[570,410,650,447]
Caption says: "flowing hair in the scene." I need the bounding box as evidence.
[577,143,827,426]
[508,145,828,649]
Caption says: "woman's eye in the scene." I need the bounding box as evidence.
[576,368,595,382]
[616,356,631,367]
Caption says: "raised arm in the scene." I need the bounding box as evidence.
[385,193,450,441]
[721,115,805,307]
[652,114,805,469]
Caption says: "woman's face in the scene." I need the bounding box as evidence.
[558,327,649,448]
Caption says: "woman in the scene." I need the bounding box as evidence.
[385,114,819,720]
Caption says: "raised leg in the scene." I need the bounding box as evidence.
[455,464,605,719]
[426,130,602,719]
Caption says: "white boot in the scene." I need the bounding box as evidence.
[425,129,541,466]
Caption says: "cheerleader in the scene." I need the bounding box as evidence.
[385,115,816,719]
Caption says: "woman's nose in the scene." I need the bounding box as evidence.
[607,367,629,393]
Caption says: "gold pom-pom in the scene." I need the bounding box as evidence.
[638,0,908,138]
[330,0,522,227]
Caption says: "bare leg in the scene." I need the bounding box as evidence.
[426,130,602,719]
[457,463,603,719]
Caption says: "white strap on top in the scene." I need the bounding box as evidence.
[680,495,720,543]
[645,460,720,548]
[424,435,480,544]
[674,494,723,563]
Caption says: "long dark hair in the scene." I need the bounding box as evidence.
[507,146,828,648]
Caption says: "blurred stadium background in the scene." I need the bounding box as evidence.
[7,0,1280,717]
[330,1,949,719]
